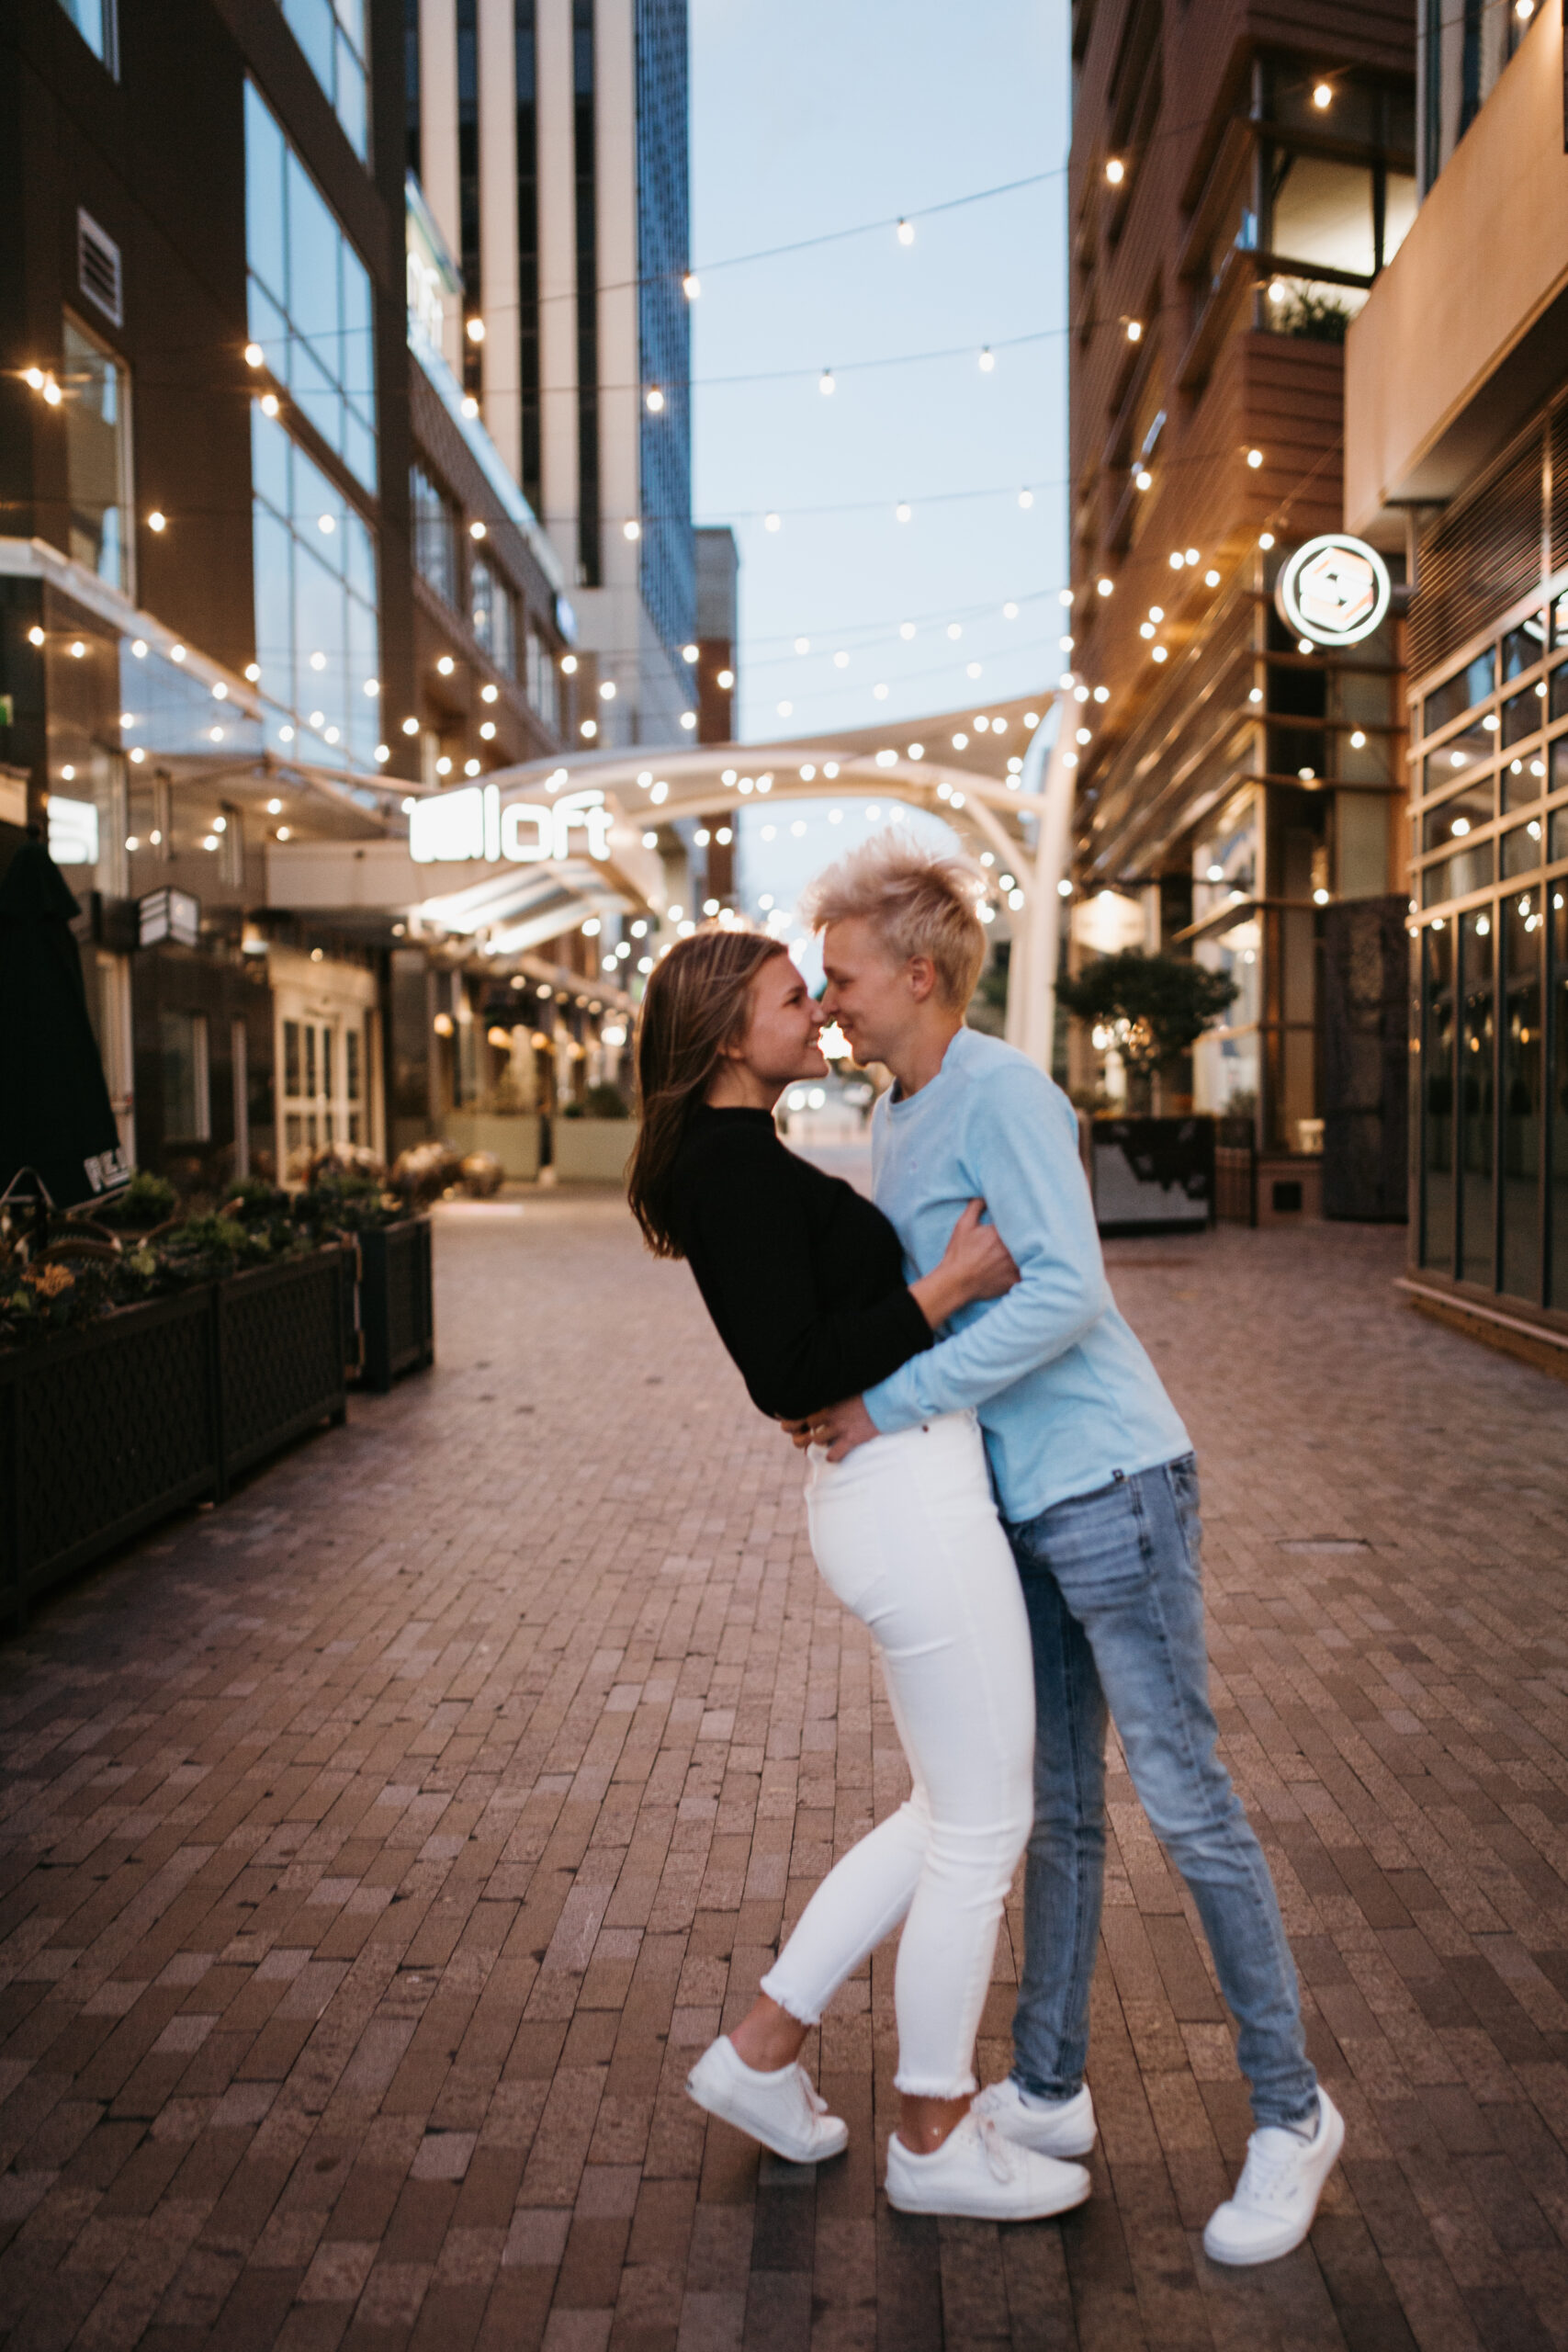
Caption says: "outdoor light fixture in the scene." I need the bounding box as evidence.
[401,717,419,735]
[467,315,485,343]
[897,217,915,245]
[1246,448,1263,469]
[1312,81,1333,107]
[469,520,486,539]
[624,519,641,540]
[1104,157,1124,185]
[717,668,735,688]
[27,626,43,647]
[1019,489,1034,509]
[147,510,167,531]
[1134,468,1152,491]
[1097,576,1113,596]
[243,342,264,368]
[682,272,701,299]
[682,643,699,662]
[896,502,912,523]
[560,654,578,674]
[1125,319,1143,343]
[645,386,665,413]
[818,369,835,395]
[1259,531,1276,548]
[437,655,456,675]
[978,346,996,371]
[261,393,280,417]
[764,512,781,531]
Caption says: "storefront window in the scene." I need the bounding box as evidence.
[1501,890,1542,1302]
[245,82,376,491]
[1459,908,1495,1287]
[62,314,131,594]
[1421,923,1455,1272]
[252,403,379,766]
[277,0,367,158]
[161,1011,210,1143]
[1192,790,1258,922]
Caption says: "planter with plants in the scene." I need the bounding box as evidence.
[0,1190,350,1621]
[1055,951,1238,1236]
[553,1082,637,1183]
[288,1165,436,1395]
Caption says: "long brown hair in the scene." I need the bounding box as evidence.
[627,926,786,1257]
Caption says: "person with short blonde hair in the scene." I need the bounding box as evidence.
[799,829,1341,2267]
[799,833,987,1011]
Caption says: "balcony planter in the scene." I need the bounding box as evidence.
[0,1245,348,1625]
[354,1218,435,1393]
[1089,1117,1215,1237]
[552,1118,637,1184]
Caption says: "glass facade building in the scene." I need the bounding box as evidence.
[244,81,378,492]
[634,0,694,674]
[62,312,132,594]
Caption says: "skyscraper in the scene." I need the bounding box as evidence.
[412,0,696,752]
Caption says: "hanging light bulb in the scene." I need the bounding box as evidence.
[818,368,835,396]
[895,502,912,523]
[1104,157,1125,185]
[645,386,665,413]
[897,218,915,245]
[978,346,996,372]
[682,272,701,299]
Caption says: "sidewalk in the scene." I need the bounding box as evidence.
[4,1201,1568,2350]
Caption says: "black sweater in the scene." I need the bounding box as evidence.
[669,1102,934,1421]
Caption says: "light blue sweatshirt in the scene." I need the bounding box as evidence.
[861,1026,1190,1522]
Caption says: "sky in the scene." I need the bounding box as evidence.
[688,0,1073,749]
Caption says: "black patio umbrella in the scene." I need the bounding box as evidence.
[0,834,130,1214]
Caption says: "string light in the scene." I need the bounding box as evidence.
[147,510,167,532]
[1247,447,1263,469]
[1125,319,1143,343]
[624,518,641,539]
[978,346,996,372]
[645,386,665,413]
[1019,489,1034,508]
[819,369,836,396]
[896,502,912,523]
[1104,158,1124,185]
[897,218,915,245]
[682,272,701,299]
[1312,81,1333,107]
[764,512,781,531]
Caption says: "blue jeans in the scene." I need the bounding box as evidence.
[1005,1453,1317,2131]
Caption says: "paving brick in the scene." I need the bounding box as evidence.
[4,1207,1568,2344]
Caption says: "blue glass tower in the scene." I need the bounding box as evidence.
[634,0,694,677]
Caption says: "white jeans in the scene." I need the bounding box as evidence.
[760,1411,1035,2098]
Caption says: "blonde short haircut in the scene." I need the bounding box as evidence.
[801,831,987,1010]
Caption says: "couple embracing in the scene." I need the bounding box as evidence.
[626,837,1340,2261]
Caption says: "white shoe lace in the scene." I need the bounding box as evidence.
[1233,2129,1308,2211]
[795,2069,829,2118]
[973,2117,1019,2182]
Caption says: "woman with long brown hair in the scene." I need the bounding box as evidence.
[628,923,1091,2222]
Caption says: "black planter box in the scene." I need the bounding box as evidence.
[0,1246,348,1623]
[1090,1117,1215,1237]
[354,1218,434,1393]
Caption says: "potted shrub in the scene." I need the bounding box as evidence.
[1055,952,1238,1236]
[553,1081,636,1183]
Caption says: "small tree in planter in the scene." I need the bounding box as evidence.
[1056,951,1238,1115]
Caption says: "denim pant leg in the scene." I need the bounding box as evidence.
[1010,1456,1317,2131]
[1006,1540,1108,2103]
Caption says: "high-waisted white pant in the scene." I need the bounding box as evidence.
[760,1410,1035,2098]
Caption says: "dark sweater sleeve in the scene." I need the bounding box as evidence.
[682,1134,933,1419]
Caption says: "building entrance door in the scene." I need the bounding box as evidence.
[269,945,381,1183]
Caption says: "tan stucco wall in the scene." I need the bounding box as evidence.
[1343,6,1568,536]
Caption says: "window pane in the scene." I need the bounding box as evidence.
[1424,650,1496,737]
[335,29,367,154]
[346,1026,361,1102]
[1421,778,1492,851]
[1421,924,1455,1272]
[1459,909,1495,1287]
[1551,662,1568,722]
[1501,684,1546,748]
[1503,614,1548,680]
[253,505,293,703]
[1502,752,1547,811]
[244,84,288,307]
[1423,721,1495,790]
[62,317,131,593]
[1501,891,1541,1302]
[1270,153,1376,277]
[1502,820,1543,878]
[283,0,335,92]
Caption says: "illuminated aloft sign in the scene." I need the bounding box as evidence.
[409,782,612,865]
[1274,535,1392,648]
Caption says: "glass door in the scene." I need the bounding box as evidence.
[280,1011,367,1179]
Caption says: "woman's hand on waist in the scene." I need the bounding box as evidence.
[910,1199,1019,1329]
[777,1396,879,1460]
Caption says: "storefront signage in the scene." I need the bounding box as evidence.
[409,782,612,865]
[1275,534,1392,648]
[139,887,200,946]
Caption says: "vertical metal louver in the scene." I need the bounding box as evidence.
[77,209,123,326]
[1409,427,1543,678]
[1550,399,1568,582]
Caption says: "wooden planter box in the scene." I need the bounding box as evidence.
[354,1219,435,1393]
[552,1118,636,1183]
[0,1246,348,1623]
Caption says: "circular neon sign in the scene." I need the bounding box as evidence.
[1274,534,1392,647]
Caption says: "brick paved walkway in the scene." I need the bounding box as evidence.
[5,1196,1568,2352]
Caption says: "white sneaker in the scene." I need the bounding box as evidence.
[685,2036,849,2165]
[972,2077,1098,2159]
[885,2111,1091,2222]
[1202,2088,1345,2266]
